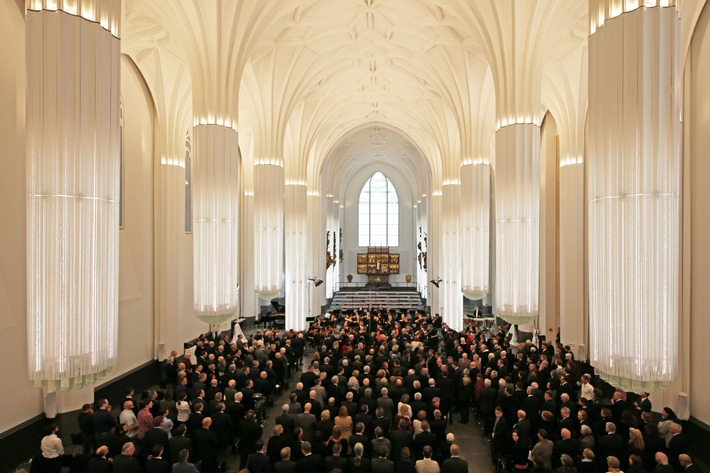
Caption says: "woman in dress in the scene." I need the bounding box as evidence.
[334,406,354,440]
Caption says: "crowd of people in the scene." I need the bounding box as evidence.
[38,307,697,473]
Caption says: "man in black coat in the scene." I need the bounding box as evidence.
[211,403,234,453]
[192,417,220,473]
[168,425,193,467]
[274,447,298,473]
[87,446,112,473]
[598,422,626,462]
[490,407,509,466]
[391,420,413,461]
[371,445,395,473]
[267,425,290,465]
[324,442,348,473]
[247,439,274,473]
[667,423,691,473]
[276,403,297,439]
[112,442,143,473]
[296,441,323,473]
[186,402,205,437]
[239,411,265,469]
[413,421,438,460]
[441,444,469,473]
[552,429,579,469]
[143,418,170,462]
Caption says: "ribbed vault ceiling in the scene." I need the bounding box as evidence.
[123,0,589,194]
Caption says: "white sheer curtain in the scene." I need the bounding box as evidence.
[441,184,463,330]
[192,125,240,323]
[461,162,490,301]
[254,164,284,299]
[495,124,540,324]
[588,2,680,392]
[26,4,120,391]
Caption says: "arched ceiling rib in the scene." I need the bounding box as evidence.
[123,0,593,195]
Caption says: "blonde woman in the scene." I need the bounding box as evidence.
[334,405,353,439]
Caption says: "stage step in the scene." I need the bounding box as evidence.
[329,290,425,311]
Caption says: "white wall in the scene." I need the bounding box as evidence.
[340,163,417,287]
[0,0,44,434]
[688,3,710,425]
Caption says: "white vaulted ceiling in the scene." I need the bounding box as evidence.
[122,0,589,189]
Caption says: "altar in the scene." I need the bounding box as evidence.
[357,247,399,286]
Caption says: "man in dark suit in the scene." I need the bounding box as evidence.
[552,429,579,469]
[490,406,509,466]
[413,421,438,460]
[112,441,143,473]
[598,422,626,462]
[371,445,395,473]
[169,425,193,467]
[146,445,171,473]
[679,454,699,473]
[211,402,233,454]
[349,423,371,458]
[513,410,532,444]
[391,419,413,461]
[267,425,290,465]
[87,446,112,473]
[441,444,469,473]
[296,441,324,473]
[297,403,318,443]
[324,442,349,473]
[667,423,691,473]
[247,439,274,473]
[143,417,170,462]
[239,410,265,469]
[192,417,219,473]
[186,402,205,437]
[275,447,298,473]
[276,403,297,439]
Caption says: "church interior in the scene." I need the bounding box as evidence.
[2,0,710,469]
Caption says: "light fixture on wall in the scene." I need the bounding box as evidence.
[429,278,442,288]
[308,277,324,287]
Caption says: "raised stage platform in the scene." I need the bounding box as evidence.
[329,289,425,311]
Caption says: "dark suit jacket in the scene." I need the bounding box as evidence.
[192,428,219,472]
[297,453,324,473]
[247,451,275,473]
[267,435,290,465]
[442,457,469,473]
[492,417,509,452]
[297,412,318,442]
[598,433,625,460]
[146,458,171,473]
[87,456,112,473]
[371,458,394,473]
[413,431,438,459]
[391,429,413,461]
[168,435,193,466]
[211,412,234,449]
[111,455,143,473]
[276,413,297,438]
[275,460,298,473]
[325,455,349,473]
[552,438,579,468]
[143,428,170,458]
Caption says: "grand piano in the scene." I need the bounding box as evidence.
[256,300,286,329]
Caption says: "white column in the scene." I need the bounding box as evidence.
[495,124,541,324]
[307,192,323,317]
[559,163,585,356]
[461,162,490,301]
[192,125,240,323]
[588,1,680,391]
[429,193,442,315]
[285,183,307,331]
[254,164,284,300]
[441,184,463,330]
[26,2,120,392]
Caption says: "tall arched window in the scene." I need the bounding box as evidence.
[358,172,399,247]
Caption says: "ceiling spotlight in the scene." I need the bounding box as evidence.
[430,278,442,288]
[308,277,324,287]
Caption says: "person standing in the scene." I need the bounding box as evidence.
[40,424,64,473]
